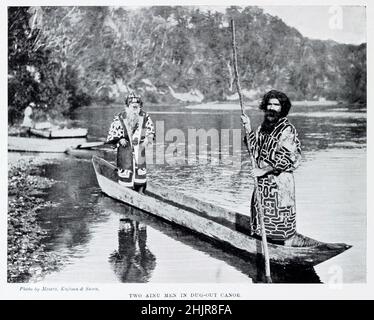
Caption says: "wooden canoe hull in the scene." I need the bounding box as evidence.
[8,136,87,153]
[30,128,88,139]
[92,155,351,266]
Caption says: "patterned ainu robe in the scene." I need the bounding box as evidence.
[106,109,155,188]
[245,117,301,241]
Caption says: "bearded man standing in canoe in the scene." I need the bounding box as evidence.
[106,92,155,192]
[241,90,302,245]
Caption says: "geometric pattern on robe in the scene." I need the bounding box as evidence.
[245,117,301,241]
[106,109,155,188]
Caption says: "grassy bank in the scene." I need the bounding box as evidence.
[8,158,62,282]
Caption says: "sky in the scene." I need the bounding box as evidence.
[260,5,366,45]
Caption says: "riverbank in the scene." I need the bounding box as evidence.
[8,156,62,282]
[185,100,341,110]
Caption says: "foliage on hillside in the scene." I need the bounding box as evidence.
[8,6,366,124]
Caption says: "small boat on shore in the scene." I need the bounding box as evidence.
[92,155,352,266]
[8,136,88,153]
[30,127,88,139]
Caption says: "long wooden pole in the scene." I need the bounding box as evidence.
[231,19,272,283]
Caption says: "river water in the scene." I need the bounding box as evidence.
[29,103,365,283]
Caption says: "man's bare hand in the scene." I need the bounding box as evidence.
[249,168,268,178]
[119,138,128,147]
[241,114,251,132]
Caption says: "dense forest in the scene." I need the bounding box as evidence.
[8,6,366,124]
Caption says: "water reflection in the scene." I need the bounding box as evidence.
[105,197,320,283]
[37,159,108,255]
[109,208,156,283]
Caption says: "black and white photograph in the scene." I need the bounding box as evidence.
[2,0,371,299]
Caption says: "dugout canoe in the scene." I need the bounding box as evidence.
[30,127,88,139]
[92,155,352,266]
[8,136,87,153]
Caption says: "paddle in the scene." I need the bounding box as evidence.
[231,19,272,283]
[64,141,107,154]
[75,141,107,149]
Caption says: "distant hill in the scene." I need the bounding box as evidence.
[8,6,366,123]
[83,5,364,105]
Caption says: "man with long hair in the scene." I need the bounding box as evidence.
[241,90,301,244]
[106,92,155,192]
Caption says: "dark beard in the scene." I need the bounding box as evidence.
[260,110,281,134]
